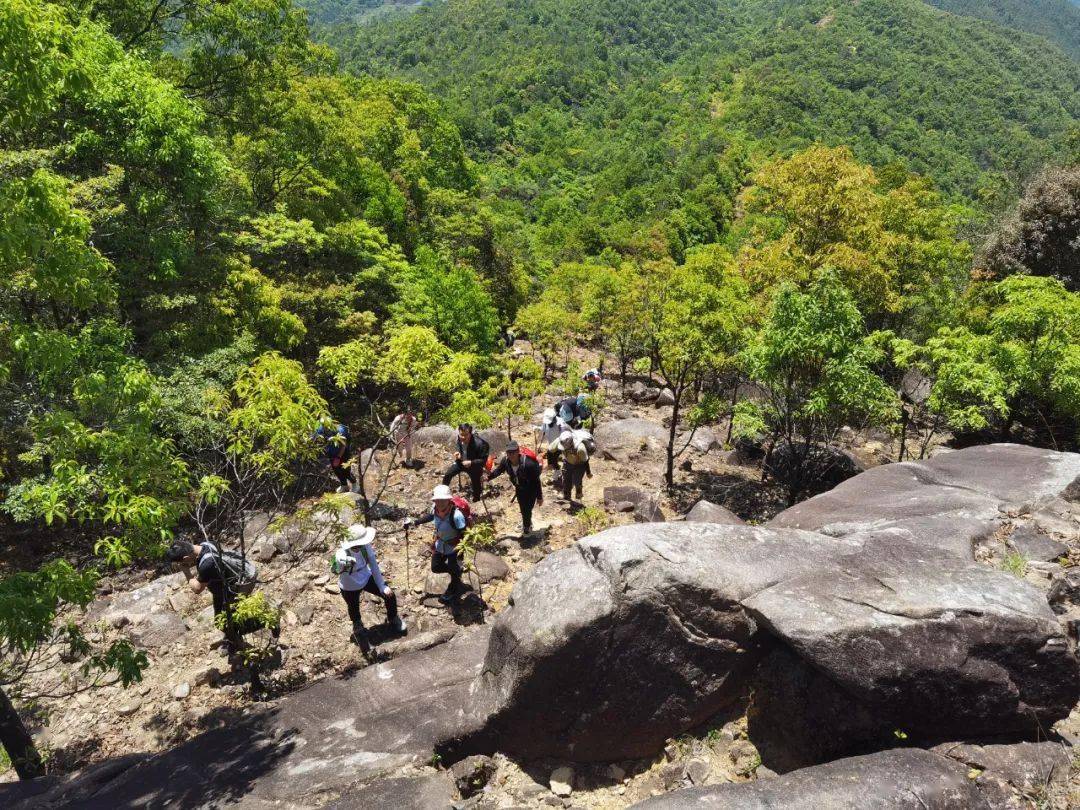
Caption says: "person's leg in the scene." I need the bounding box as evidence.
[561,466,572,500]
[469,466,484,501]
[404,433,413,466]
[519,490,535,534]
[333,464,351,490]
[362,578,401,628]
[571,464,585,499]
[442,460,463,487]
[341,588,370,653]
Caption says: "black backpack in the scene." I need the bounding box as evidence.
[202,542,258,596]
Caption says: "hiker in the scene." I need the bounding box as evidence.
[557,393,591,429]
[442,423,490,502]
[404,484,468,604]
[534,408,566,470]
[550,430,590,501]
[314,419,356,493]
[165,540,278,650]
[390,409,419,469]
[582,368,602,391]
[488,440,543,535]
[333,525,404,656]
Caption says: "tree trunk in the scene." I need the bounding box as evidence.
[665,395,680,488]
[0,686,44,780]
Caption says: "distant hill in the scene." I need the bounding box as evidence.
[340,0,1080,201]
[921,0,1080,60]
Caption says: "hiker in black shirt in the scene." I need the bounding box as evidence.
[487,440,543,535]
[166,540,278,649]
[441,423,490,501]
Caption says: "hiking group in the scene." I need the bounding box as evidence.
[168,368,603,660]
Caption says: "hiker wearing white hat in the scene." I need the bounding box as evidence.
[403,484,470,605]
[333,524,404,655]
[550,430,589,502]
[534,407,567,471]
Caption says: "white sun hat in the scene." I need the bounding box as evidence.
[344,524,376,548]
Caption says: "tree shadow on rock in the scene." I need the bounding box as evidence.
[669,470,786,523]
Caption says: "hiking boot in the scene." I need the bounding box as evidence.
[336,484,350,494]
[351,622,371,653]
[575,488,584,500]
[438,582,463,604]
[388,615,406,634]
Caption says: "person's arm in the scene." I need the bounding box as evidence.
[365,549,389,594]
[411,512,435,526]
[189,578,205,594]
[488,457,506,480]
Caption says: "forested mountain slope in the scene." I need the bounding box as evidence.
[340,0,1080,260]
[921,0,1080,60]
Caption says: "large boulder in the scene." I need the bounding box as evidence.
[770,443,1080,559]
[450,523,861,762]
[631,748,987,809]
[412,424,457,446]
[764,442,864,498]
[49,628,491,808]
[593,418,669,462]
[744,539,1079,770]
[685,500,743,525]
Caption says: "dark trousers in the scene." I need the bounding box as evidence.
[332,455,356,488]
[443,461,483,501]
[341,578,398,631]
[431,549,463,589]
[517,490,538,532]
[545,449,560,470]
[209,582,268,639]
[562,463,586,500]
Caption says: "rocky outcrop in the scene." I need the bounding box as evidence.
[631,743,1070,809]
[450,523,862,761]
[770,443,1080,558]
[684,500,743,525]
[593,418,669,461]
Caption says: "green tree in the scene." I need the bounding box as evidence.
[738,270,898,504]
[642,248,749,486]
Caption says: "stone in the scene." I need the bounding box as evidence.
[593,419,669,461]
[424,569,481,596]
[451,754,497,798]
[323,774,456,810]
[684,758,710,785]
[744,539,1079,771]
[1049,570,1080,614]
[932,740,1071,791]
[604,486,648,507]
[549,766,574,797]
[764,443,864,498]
[687,429,722,454]
[728,740,759,775]
[1009,523,1068,562]
[1061,474,1080,502]
[414,424,458,446]
[323,581,340,595]
[633,495,666,523]
[251,540,278,563]
[285,574,313,599]
[456,523,861,762]
[295,604,316,625]
[242,512,273,543]
[127,611,189,649]
[172,683,191,700]
[630,748,984,809]
[659,762,685,789]
[771,443,1080,560]
[684,500,743,525]
[655,388,676,407]
[606,764,626,782]
[615,501,636,513]
[117,700,141,717]
[472,550,511,583]
[90,575,179,624]
[191,666,220,687]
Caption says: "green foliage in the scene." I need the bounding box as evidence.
[575,506,609,535]
[741,270,899,501]
[514,301,578,377]
[1000,551,1028,577]
[214,590,281,633]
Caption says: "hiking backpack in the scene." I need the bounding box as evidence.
[450,496,474,528]
[204,543,258,596]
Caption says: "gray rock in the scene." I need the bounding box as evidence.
[687,428,722,454]
[633,495,666,523]
[1009,523,1068,562]
[603,486,648,507]
[593,419,669,461]
[684,758,710,785]
[127,611,188,649]
[770,443,1080,559]
[655,388,676,407]
[685,500,744,525]
[932,740,1070,791]
[90,575,179,624]
[324,774,456,810]
[414,424,458,446]
[451,754,496,798]
[630,748,984,809]
[472,550,510,583]
[744,539,1079,770]
[172,683,191,700]
[549,766,574,797]
[1049,570,1080,614]
[614,501,636,513]
[295,604,315,625]
[457,523,860,762]
[117,700,141,717]
[1061,474,1080,502]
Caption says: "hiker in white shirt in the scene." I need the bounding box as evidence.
[334,525,404,655]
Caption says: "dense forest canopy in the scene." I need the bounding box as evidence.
[2,0,1080,779]
[922,0,1080,61]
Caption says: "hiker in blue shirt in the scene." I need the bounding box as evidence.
[405,484,467,604]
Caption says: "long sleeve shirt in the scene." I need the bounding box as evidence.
[550,436,589,466]
[335,544,387,592]
[414,508,468,555]
[489,454,543,500]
